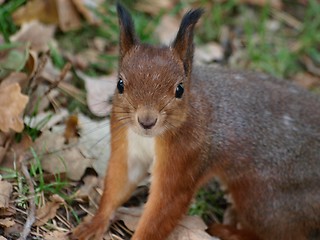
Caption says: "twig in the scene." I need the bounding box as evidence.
[45,62,72,96]
[271,9,303,31]
[303,56,320,77]
[19,157,36,240]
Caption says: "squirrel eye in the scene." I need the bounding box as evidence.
[175,83,184,98]
[117,78,124,94]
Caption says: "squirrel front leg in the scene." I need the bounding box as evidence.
[73,126,148,239]
[132,139,199,240]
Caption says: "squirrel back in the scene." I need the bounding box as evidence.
[72,4,320,240]
[191,65,320,239]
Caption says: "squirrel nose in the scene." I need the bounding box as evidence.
[138,116,157,129]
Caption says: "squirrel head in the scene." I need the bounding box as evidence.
[113,3,203,137]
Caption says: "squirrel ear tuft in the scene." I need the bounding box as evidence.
[117,3,137,58]
[172,9,204,75]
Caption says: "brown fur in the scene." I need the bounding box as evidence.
[72,3,320,240]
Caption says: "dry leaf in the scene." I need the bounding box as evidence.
[116,207,218,240]
[12,0,59,25]
[0,181,12,209]
[4,221,23,237]
[116,207,142,231]
[24,109,69,132]
[0,204,16,217]
[34,194,65,226]
[194,43,224,64]
[78,114,110,176]
[0,218,15,228]
[0,72,28,89]
[293,72,320,89]
[0,132,13,165]
[75,175,99,199]
[56,0,82,31]
[2,134,33,168]
[10,21,56,52]
[168,216,217,240]
[154,15,180,45]
[72,0,102,24]
[0,83,29,132]
[65,49,100,70]
[79,72,116,117]
[32,130,93,181]
[43,230,69,240]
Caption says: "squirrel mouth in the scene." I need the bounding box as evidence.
[134,108,160,136]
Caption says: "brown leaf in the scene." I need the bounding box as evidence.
[0,181,12,209]
[32,131,93,181]
[0,72,28,89]
[116,207,217,240]
[10,21,56,52]
[78,114,110,176]
[116,207,142,231]
[12,0,59,25]
[75,175,99,200]
[4,221,23,237]
[194,43,224,64]
[0,83,29,133]
[0,218,15,228]
[0,204,16,217]
[79,72,116,117]
[34,194,65,226]
[10,134,32,157]
[154,15,180,45]
[0,132,13,165]
[1,133,32,169]
[56,0,82,31]
[293,72,320,89]
[43,230,68,240]
[72,0,101,24]
[168,216,216,240]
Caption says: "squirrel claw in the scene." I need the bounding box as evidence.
[72,216,109,240]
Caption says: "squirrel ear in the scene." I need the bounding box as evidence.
[117,3,137,58]
[172,9,204,75]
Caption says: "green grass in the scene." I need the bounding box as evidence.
[189,185,226,223]
[1,147,72,208]
[0,0,26,43]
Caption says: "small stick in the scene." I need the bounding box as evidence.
[45,62,72,96]
[18,157,36,240]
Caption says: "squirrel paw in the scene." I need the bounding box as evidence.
[207,223,260,240]
[72,215,109,240]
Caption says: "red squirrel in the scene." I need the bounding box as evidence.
[73,3,320,240]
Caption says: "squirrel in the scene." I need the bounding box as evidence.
[72,3,320,240]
